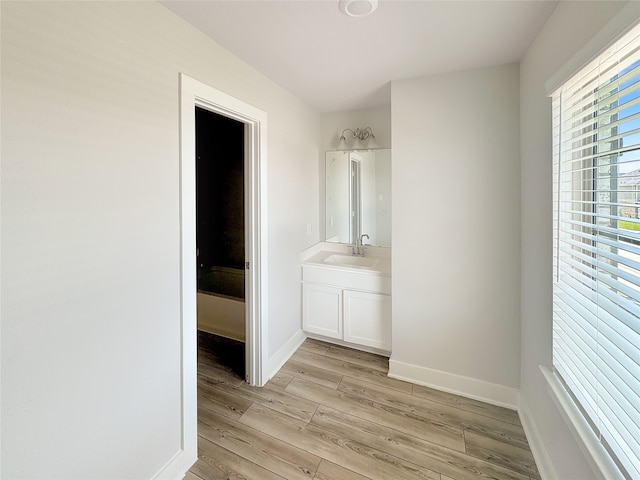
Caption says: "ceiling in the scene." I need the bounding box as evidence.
[161,0,558,112]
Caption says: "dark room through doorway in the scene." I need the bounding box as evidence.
[195,106,246,379]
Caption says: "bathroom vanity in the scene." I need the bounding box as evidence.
[304,148,392,354]
[300,243,391,354]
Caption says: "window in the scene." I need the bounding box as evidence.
[552,23,640,480]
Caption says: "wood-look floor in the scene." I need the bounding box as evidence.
[188,332,540,480]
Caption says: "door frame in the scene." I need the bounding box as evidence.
[178,73,268,467]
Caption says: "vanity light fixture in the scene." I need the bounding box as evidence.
[338,0,378,17]
[339,127,376,142]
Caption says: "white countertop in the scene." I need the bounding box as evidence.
[300,242,391,276]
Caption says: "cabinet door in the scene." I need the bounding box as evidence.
[343,290,391,351]
[302,283,343,339]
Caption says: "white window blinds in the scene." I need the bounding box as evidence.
[552,22,640,480]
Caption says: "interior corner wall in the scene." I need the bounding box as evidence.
[0,2,320,478]
[519,1,632,478]
[390,63,521,399]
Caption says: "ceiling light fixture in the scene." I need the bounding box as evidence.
[338,0,378,18]
[339,127,375,142]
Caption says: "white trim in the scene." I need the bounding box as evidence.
[266,329,307,381]
[179,74,268,387]
[518,393,557,480]
[540,366,625,480]
[545,1,640,95]
[177,73,268,475]
[177,74,199,475]
[388,359,519,409]
[150,449,193,480]
[243,113,269,388]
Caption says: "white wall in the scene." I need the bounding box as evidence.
[519,2,632,478]
[0,2,320,478]
[390,64,521,404]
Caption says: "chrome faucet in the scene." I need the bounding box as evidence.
[352,233,370,257]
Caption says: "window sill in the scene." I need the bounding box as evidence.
[540,366,624,480]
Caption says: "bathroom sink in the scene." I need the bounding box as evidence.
[322,254,380,269]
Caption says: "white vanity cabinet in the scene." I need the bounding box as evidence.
[343,290,391,351]
[301,248,391,354]
[302,283,343,339]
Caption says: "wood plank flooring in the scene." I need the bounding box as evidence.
[190,332,540,480]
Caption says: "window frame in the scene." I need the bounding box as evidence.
[548,20,640,480]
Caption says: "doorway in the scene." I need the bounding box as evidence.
[195,107,246,379]
[177,74,268,473]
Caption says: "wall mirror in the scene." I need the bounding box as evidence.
[325,149,391,247]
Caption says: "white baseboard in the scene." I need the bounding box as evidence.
[388,358,519,409]
[518,393,557,480]
[151,449,197,480]
[265,329,306,381]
